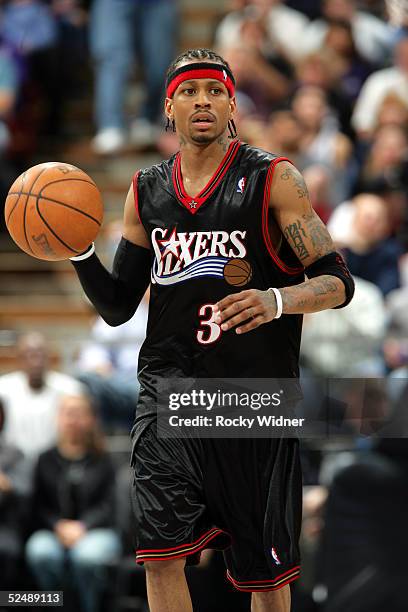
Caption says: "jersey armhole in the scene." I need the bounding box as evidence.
[262,157,304,276]
[132,170,142,225]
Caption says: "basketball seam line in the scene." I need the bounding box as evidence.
[8,192,102,225]
[37,194,101,225]
[35,194,80,254]
[24,167,52,255]
[36,177,97,189]
[6,172,26,226]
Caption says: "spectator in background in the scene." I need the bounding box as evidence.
[303,164,333,223]
[0,36,19,148]
[323,18,375,102]
[90,0,177,155]
[383,286,408,375]
[342,193,403,296]
[356,124,408,194]
[376,91,408,129]
[263,110,303,166]
[0,399,31,590]
[25,393,121,612]
[302,0,393,64]
[0,35,20,233]
[386,0,408,34]
[76,294,148,430]
[0,0,63,138]
[352,33,408,138]
[219,7,292,119]
[353,126,408,242]
[291,85,353,204]
[317,438,408,612]
[0,332,82,459]
[301,276,386,376]
[294,49,353,135]
[215,0,309,62]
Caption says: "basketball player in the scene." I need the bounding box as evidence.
[70,49,354,612]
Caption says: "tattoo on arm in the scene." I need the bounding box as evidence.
[281,167,309,199]
[302,213,334,258]
[280,275,345,313]
[284,220,309,261]
[311,277,338,297]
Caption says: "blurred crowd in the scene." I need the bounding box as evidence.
[1,0,408,611]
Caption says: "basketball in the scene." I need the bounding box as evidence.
[223,258,252,287]
[4,162,103,261]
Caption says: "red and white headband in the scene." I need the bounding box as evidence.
[166,62,236,99]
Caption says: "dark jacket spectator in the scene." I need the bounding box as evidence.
[31,445,116,531]
[26,393,121,612]
[0,399,32,590]
[342,193,403,296]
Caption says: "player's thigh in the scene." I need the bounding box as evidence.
[131,424,208,550]
[206,437,302,583]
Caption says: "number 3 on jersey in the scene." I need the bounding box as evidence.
[197,304,222,344]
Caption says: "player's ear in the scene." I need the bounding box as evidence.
[164,97,173,121]
[229,96,237,120]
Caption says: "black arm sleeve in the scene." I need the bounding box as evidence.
[304,251,355,309]
[71,237,151,326]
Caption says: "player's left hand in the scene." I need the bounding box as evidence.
[213,289,277,334]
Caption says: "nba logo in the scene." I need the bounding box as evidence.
[223,70,227,81]
[271,547,281,565]
[237,177,246,194]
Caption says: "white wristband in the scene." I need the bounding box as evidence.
[267,287,283,319]
[69,242,95,261]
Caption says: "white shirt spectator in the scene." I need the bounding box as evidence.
[301,11,392,63]
[352,67,408,134]
[327,200,355,246]
[76,297,148,376]
[0,371,82,458]
[301,277,386,376]
[215,3,309,60]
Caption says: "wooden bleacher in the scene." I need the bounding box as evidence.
[0,0,226,372]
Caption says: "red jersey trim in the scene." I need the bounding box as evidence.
[135,527,230,564]
[226,566,301,592]
[262,158,304,276]
[132,170,142,225]
[172,140,241,215]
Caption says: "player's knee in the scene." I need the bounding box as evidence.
[252,585,290,612]
[144,557,186,577]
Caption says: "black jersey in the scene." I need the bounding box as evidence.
[133,141,304,422]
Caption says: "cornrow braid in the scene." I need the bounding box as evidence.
[165,48,233,81]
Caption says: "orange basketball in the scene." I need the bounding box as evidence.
[223,258,252,287]
[4,162,103,261]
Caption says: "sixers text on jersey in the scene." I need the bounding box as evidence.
[151,228,247,285]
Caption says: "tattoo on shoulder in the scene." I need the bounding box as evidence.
[302,213,333,258]
[281,167,309,199]
[284,220,309,261]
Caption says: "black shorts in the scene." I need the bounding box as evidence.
[131,422,302,592]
